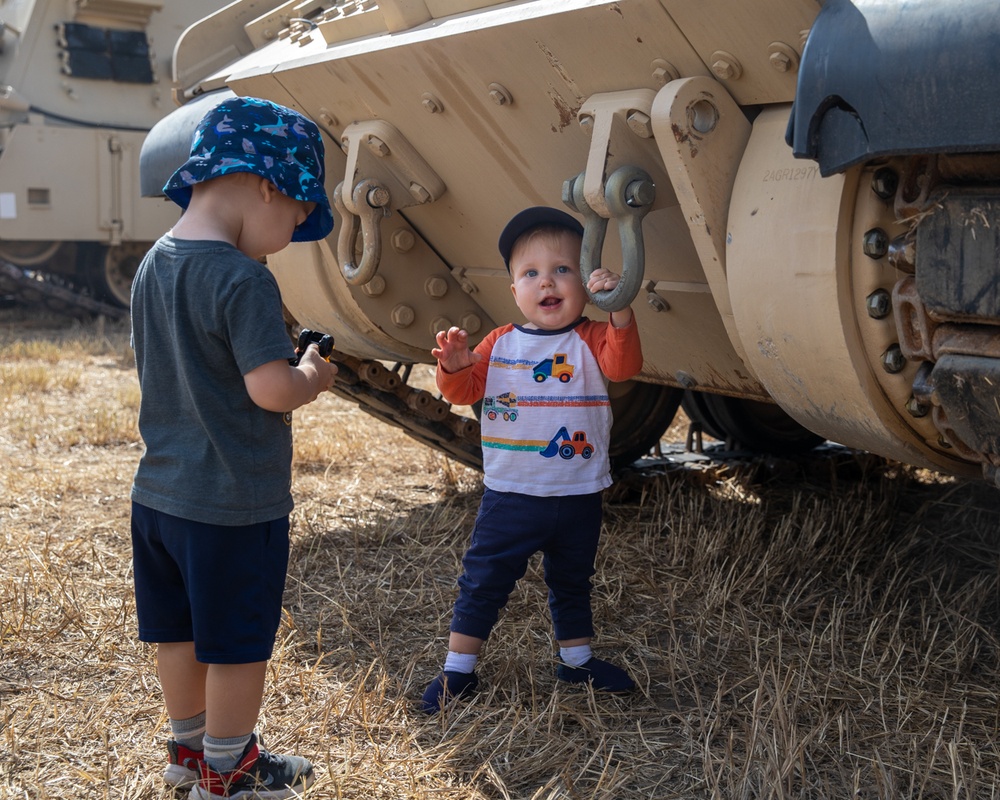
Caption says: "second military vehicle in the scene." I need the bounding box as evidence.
[0,0,229,309]
[142,0,1000,484]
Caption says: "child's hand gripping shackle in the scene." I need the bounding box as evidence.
[289,328,335,366]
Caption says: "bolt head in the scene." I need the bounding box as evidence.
[905,395,930,417]
[712,60,736,80]
[881,344,906,373]
[626,110,652,138]
[866,289,892,319]
[863,228,889,259]
[871,168,899,201]
[769,52,791,72]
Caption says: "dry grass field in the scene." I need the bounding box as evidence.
[2,307,1000,799]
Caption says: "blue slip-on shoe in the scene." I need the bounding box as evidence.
[421,670,479,714]
[557,657,636,693]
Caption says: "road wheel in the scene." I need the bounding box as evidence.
[682,390,824,455]
[609,381,684,468]
[80,242,149,308]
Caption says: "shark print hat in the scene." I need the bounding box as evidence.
[163,95,334,242]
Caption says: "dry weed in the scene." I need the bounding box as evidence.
[1,309,999,799]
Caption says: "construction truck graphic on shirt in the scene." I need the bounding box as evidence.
[532,353,575,383]
[483,392,518,421]
[478,324,613,494]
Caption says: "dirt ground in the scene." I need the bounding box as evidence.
[2,306,1000,799]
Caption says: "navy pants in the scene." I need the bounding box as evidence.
[450,489,603,642]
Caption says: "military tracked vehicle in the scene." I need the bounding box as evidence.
[142,0,1000,484]
[0,0,229,309]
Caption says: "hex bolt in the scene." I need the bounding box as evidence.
[625,180,655,208]
[865,289,892,319]
[769,51,792,72]
[488,82,513,106]
[626,110,653,138]
[409,182,431,203]
[421,92,443,114]
[365,135,389,157]
[676,370,697,389]
[871,168,899,201]
[424,276,448,298]
[361,274,387,297]
[431,316,452,336]
[460,313,483,334]
[863,228,889,259]
[647,292,669,312]
[710,51,743,81]
[905,395,929,418]
[767,42,799,73]
[390,229,416,253]
[651,58,680,86]
[391,304,415,328]
[881,344,906,373]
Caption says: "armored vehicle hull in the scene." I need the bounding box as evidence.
[143,0,1000,483]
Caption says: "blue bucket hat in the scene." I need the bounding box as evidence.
[498,206,584,272]
[163,96,334,242]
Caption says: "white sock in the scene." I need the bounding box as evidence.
[444,651,478,674]
[560,644,592,668]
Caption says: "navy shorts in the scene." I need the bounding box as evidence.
[450,489,602,642]
[130,501,289,664]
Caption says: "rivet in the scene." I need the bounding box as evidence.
[391,229,416,253]
[881,344,906,373]
[710,51,743,81]
[361,274,387,297]
[425,276,448,298]
[865,289,892,319]
[460,313,483,334]
[488,82,513,106]
[863,228,889,259]
[391,304,415,328]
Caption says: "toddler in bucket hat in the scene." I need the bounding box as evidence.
[164,95,334,242]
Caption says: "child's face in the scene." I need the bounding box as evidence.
[509,230,587,330]
[247,183,316,257]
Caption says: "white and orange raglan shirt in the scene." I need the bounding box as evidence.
[437,317,643,497]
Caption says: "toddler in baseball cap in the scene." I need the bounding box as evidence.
[163,95,333,242]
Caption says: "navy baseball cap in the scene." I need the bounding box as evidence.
[163,95,334,242]
[498,206,584,272]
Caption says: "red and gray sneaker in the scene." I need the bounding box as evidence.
[191,734,314,799]
[163,739,203,790]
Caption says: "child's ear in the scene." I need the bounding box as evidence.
[258,177,277,203]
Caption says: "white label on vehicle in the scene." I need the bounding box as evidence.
[0,193,16,219]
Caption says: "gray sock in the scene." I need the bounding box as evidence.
[170,710,206,751]
[203,732,253,773]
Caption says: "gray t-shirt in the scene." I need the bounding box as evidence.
[130,235,297,525]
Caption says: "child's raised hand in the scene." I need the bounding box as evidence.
[432,327,482,373]
[588,268,621,294]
